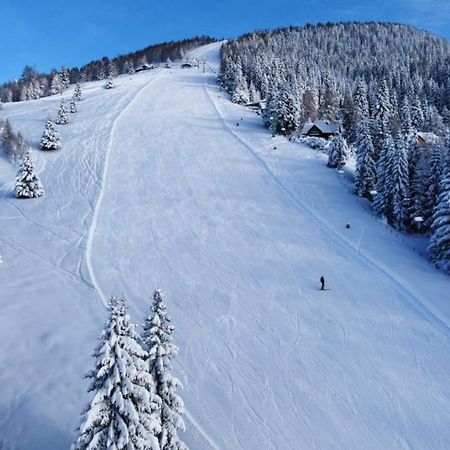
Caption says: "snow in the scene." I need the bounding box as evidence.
[1,41,450,449]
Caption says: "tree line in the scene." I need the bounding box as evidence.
[0,36,215,103]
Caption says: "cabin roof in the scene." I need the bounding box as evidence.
[301,120,340,135]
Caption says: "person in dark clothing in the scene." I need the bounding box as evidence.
[320,276,325,290]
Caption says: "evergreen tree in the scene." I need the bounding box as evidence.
[60,65,70,90]
[373,134,394,219]
[105,78,115,90]
[327,133,349,170]
[428,170,450,273]
[372,79,393,155]
[424,144,443,228]
[56,100,69,124]
[15,151,44,198]
[354,116,376,198]
[142,290,187,450]
[41,120,61,151]
[72,297,161,450]
[390,134,410,229]
[70,96,78,113]
[50,73,64,95]
[74,83,83,101]
[231,64,250,104]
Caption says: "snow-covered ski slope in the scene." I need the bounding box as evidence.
[1,42,450,449]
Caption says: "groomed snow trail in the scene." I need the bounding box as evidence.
[90,42,450,449]
[1,42,450,449]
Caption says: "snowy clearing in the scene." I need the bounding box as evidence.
[1,42,450,449]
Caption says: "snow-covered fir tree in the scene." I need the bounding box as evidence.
[105,78,115,90]
[372,79,393,155]
[108,62,118,79]
[389,134,410,230]
[74,83,82,101]
[56,100,69,124]
[231,63,250,104]
[373,134,395,219]
[424,144,444,228]
[72,297,161,450]
[70,96,78,113]
[327,133,349,170]
[428,169,450,273]
[142,290,187,450]
[354,115,376,198]
[60,65,70,90]
[15,151,44,198]
[40,120,61,151]
[50,72,64,95]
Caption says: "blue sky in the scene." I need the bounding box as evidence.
[1,0,449,83]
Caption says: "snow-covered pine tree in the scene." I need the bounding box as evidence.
[390,133,410,229]
[372,79,393,156]
[231,63,250,104]
[15,151,44,198]
[41,120,61,151]
[424,143,443,228]
[327,133,349,170]
[72,297,161,450]
[428,169,450,273]
[70,96,78,113]
[50,72,64,95]
[56,100,69,124]
[142,290,187,450]
[74,83,82,101]
[60,65,70,90]
[108,62,118,79]
[105,78,115,90]
[354,115,376,198]
[373,133,395,219]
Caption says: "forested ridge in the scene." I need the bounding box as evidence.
[220,23,450,272]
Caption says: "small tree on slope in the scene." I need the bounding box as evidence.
[327,133,349,170]
[428,171,450,273]
[74,83,83,101]
[72,297,161,450]
[41,120,60,150]
[142,290,187,450]
[56,99,69,124]
[15,151,44,198]
[70,96,78,113]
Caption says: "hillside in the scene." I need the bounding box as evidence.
[1,41,450,449]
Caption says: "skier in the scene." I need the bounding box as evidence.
[320,276,325,290]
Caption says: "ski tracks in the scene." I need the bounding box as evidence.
[204,84,450,340]
[83,70,163,306]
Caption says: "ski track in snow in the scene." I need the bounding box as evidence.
[1,42,450,449]
[204,85,450,339]
[83,70,164,306]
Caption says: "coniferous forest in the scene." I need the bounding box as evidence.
[220,23,450,272]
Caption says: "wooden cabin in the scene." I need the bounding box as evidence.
[301,120,341,139]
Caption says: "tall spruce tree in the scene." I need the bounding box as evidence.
[41,120,61,150]
[327,133,349,170]
[390,134,410,229]
[72,297,161,450]
[15,151,44,198]
[142,290,187,450]
[424,144,443,228]
[354,116,376,198]
[428,170,450,273]
[373,134,395,219]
